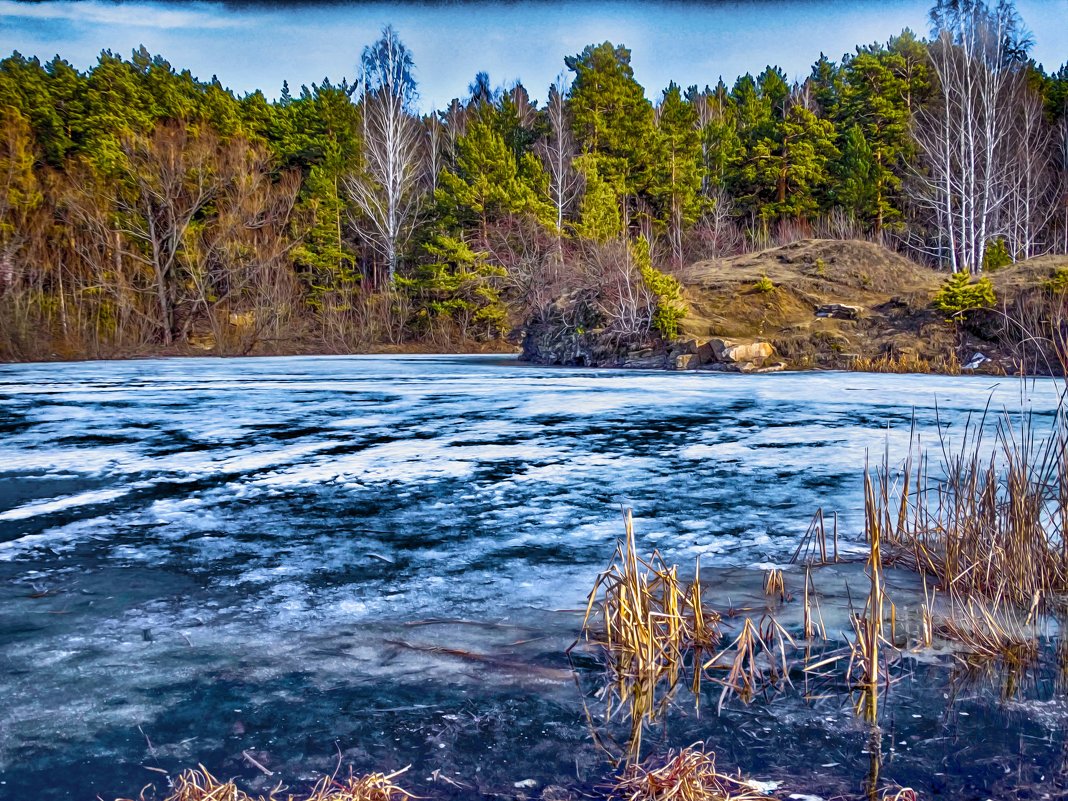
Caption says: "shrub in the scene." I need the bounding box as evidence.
[1043,266,1068,295]
[982,238,1012,272]
[633,238,686,340]
[932,270,996,319]
[753,275,774,294]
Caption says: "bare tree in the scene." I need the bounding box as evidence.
[537,75,581,234]
[910,0,1033,272]
[424,113,446,194]
[118,122,222,344]
[345,26,425,283]
[1003,83,1057,259]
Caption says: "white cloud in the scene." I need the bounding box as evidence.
[0,0,239,31]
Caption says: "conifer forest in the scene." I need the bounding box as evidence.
[0,0,1065,360]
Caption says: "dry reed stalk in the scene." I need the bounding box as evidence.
[577,509,722,761]
[934,593,1039,667]
[802,567,827,642]
[762,568,785,600]
[305,768,414,801]
[116,765,414,801]
[704,616,796,713]
[876,406,1068,609]
[118,765,260,801]
[607,745,774,801]
[579,510,720,682]
[790,508,836,565]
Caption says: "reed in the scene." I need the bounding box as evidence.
[577,509,722,683]
[704,616,796,713]
[606,745,774,801]
[873,405,1068,610]
[762,568,786,601]
[576,509,723,760]
[117,765,413,801]
[934,593,1040,667]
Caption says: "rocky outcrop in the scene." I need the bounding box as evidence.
[522,318,782,373]
[815,303,862,320]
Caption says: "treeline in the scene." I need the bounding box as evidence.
[0,0,1066,359]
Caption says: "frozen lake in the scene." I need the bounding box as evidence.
[1,355,1064,799]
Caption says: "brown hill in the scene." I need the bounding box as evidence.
[675,239,954,370]
[521,238,1067,374]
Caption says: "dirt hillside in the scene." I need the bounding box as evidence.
[676,239,954,370]
[521,238,1067,373]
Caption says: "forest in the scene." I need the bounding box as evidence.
[0,0,1065,360]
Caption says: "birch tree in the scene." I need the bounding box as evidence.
[910,0,1032,272]
[346,26,424,283]
[1003,82,1056,259]
[537,75,580,234]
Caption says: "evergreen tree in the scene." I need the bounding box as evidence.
[565,42,655,225]
[838,41,926,232]
[738,103,839,222]
[834,124,879,221]
[651,82,702,263]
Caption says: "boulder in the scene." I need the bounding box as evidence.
[673,353,700,370]
[815,303,862,320]
[709,337,776,364]
[623,355,666,369]
[695,340,715,365]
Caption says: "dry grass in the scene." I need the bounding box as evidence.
[575,509,723,760]
[606,745,774,801]
[874,407,1068,609]
[577,509,722,681]
[935,594,1040,667]
[761,568,785,600]
[118,765,413,801]
[704,617,797,713]
[853,350,961,375]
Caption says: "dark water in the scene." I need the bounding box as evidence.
[0,356,1064,800]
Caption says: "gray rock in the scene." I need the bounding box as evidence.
[815,303,862,320]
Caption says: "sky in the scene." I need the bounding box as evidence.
[1,0,1066,111]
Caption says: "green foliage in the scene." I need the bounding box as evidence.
[573,156,622,243]
[1042,266,1068,295]
[933,271,997,319]
[982,239,1012,272]
[753,275,775,293]
[565,42,655,200]
[398,234,508,338]
[736,103,839,222]
[435,113,554,231]
[650,82,703,242]
[632,237,686,340]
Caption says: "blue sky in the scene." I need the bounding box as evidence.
[1,0,1065,111]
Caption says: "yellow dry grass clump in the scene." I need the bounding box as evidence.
[874,411,1068,608]
[607,745,774,801]
[119,765,413,801]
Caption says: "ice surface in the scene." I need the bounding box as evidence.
[0,355,1063,799]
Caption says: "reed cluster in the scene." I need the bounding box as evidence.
[578,510,722,683]
[606,745,773,801]
[119,765,413,801]
[873,410,1068,609]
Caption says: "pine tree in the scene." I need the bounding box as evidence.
[565,42,655,227]
[651,82,702,263]
[739,103,839,223]
[838,42,925,232]
[834,124,879,222]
